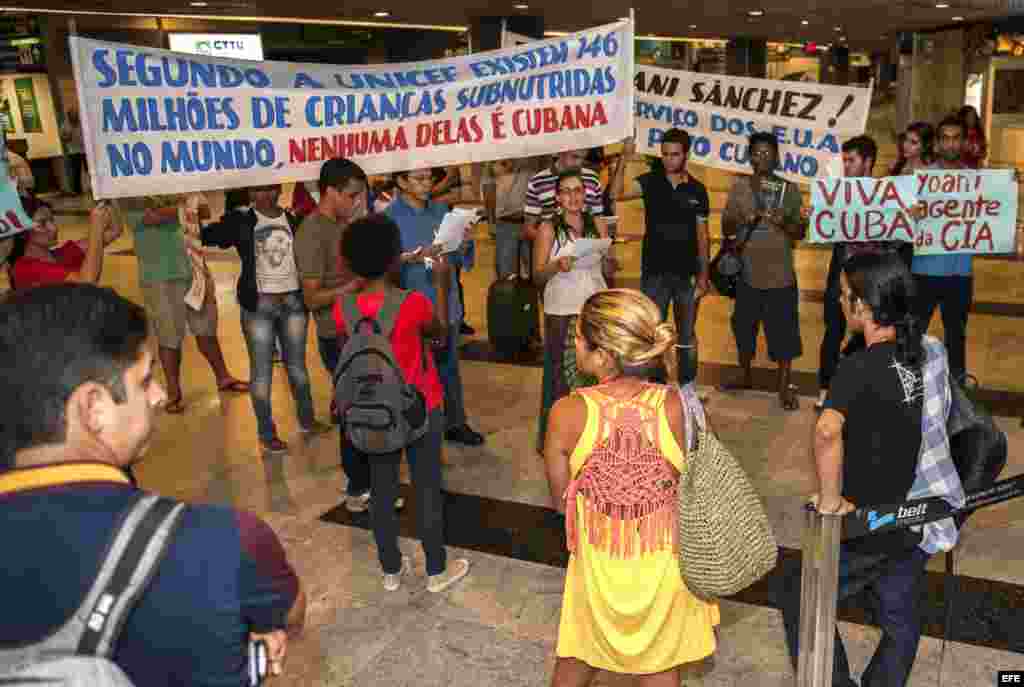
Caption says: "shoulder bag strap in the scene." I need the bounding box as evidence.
[375,290,408,340]
[340,294,364,335]
[75,494,185,658]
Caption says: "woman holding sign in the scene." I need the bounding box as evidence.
[533,168,615,454]
[7,196,120,289]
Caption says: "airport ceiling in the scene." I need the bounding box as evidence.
[13,0,1014,48]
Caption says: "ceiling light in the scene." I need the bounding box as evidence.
[935,2,949,7]
[748,9,764,16]
[834,26,842,31]
[513,3,529,8]
[188,1,207,5]
[373,9,390,16]
[801,19,809,25]
[689,24,697,29]
[952,15,964,20]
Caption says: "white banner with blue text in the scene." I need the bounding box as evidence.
[71,21,634,199]
[634,65,872,184]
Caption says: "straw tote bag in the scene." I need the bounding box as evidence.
[675,385,778,598]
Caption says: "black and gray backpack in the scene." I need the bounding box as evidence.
[0,493,184,686]
[334,291,428,454]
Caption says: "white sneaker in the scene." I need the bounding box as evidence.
[345,491,371,513]
[427,558,470,593]
[383,555,410,592]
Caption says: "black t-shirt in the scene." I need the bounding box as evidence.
[637,172,709,278]
[826,341,924,555]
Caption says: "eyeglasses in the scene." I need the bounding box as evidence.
[750,149,775,159]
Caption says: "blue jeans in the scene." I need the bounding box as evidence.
[641,272,698,384]
[240,292,316,442]
[495,221,528,279]
[780,544,931,687]
[432,327,466,430]
[318,336,372,496]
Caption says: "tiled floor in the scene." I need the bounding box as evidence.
[16,207,1024,685]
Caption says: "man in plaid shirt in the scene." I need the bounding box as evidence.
[780,252,963,687]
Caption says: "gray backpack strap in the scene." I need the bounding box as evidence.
[340,295,366,335]
[70,494,184,658]
[374,290,409,339]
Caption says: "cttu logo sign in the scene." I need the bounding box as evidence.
[168,33,264,61]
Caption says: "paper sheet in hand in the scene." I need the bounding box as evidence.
[433,209,479,253]
[569,238,612,268]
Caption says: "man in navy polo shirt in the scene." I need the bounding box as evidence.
[0,284,305,686]
[386,168,484,447]
[613,129,711,385]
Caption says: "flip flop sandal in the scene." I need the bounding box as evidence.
[217,379,250,393]
[163,397,185,414]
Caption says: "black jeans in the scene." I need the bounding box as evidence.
[818,247,847,391]
[913,275,973,381]
[317,336,371,496]
[780,544,930,687]
[364,410,446,575]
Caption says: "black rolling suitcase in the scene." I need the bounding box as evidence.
[487,239,539,359]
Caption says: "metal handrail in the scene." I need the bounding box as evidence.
[795,509,842,687]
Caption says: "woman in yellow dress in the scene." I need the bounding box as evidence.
[544,288,719,687]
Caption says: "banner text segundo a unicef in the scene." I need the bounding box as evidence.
[72,22,634,199]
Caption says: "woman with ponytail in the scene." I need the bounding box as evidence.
[781,252,962,687]
[544,288,718,687]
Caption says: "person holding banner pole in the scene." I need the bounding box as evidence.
[7,197,119,290]
[612,131,710,386]
[135,195,248,415]
[780,252,963,687]
[719,132,805,410]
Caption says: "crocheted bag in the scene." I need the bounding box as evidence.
[676,385,777,598]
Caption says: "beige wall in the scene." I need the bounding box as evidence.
[910,29,966,126]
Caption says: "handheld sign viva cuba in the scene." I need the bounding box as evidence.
[809,176,918,244]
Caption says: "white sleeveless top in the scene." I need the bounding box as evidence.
[543,222,607,316]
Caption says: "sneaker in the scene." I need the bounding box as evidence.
[347,490,405,512]
[383,555,410,592]
[345,490,371,513]
[300,420,333,436]
[260,436,288,455]
[814,389,828,412]
[427,558,470,593]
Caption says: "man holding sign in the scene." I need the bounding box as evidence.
[910,115,975,383]
[812,136,916,410]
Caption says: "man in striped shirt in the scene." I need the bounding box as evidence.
[523,149,604,243]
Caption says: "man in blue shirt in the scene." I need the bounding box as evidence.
[0,284,305,685]
[386,168,484,447]
[911,115,974,382]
